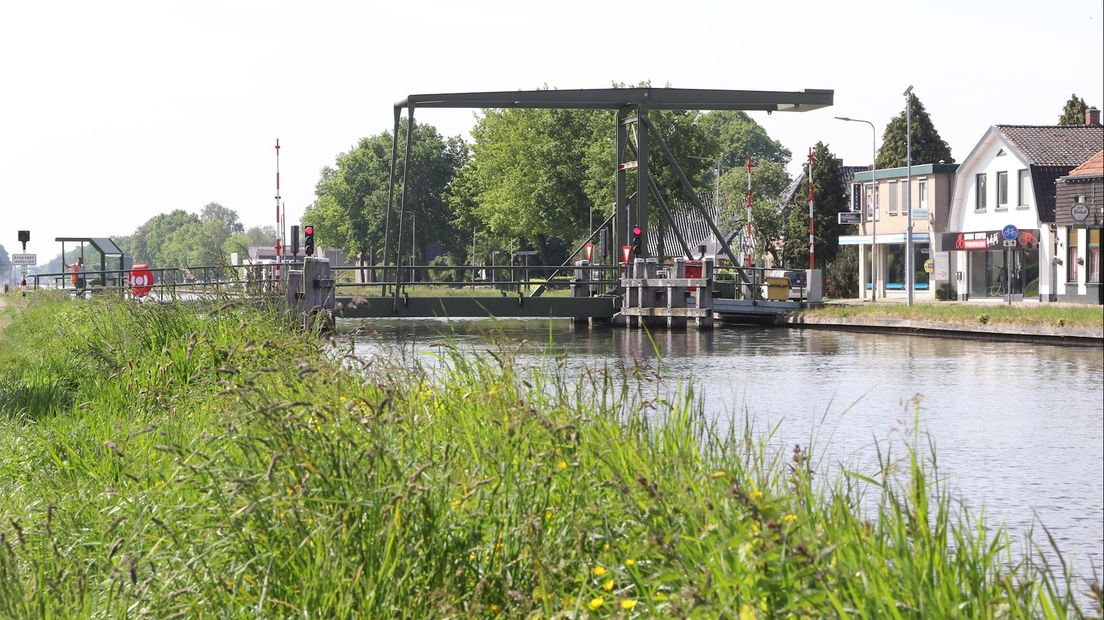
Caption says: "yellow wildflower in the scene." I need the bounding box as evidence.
[562,597,576,607]
[620,598,637,609]
[750,489,763,500]
[450,499,461,510]
[557,460,568,471]
[740,603,757,620]
[750,522,760,533]
[603,579,614,591]
[654,592,669,602]
[592,565,606,577]
[783,513,797,523]
[624,558,636,567]
[489,604,500,613]
[588,597,604,611]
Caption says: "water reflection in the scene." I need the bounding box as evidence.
[344,318,1104,588]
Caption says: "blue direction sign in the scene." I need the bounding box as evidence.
[1001,224,1019,241]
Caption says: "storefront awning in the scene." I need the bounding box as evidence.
[838,233,929,246]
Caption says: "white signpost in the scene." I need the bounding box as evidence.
[11,253,36,266]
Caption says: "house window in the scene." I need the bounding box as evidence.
[888,181,898,214]
[997,171,1008,207]
[1017,169,1029,207]
[976,173,987,210]
[1090,228,1101,284]
[1067,229,1079,283]
[919,180,928,213]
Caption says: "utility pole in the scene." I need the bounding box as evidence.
[905,85,915,307]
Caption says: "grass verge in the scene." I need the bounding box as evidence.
[803,302,1103,330]
[0,294,1099,617]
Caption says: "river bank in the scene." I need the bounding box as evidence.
[0,294,1099,617]
[789,302,1104,346]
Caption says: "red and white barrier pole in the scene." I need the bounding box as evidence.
[274,139,282,283]
[745,156,753,268]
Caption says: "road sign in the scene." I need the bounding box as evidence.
[924,258,934,273]
[1003,239,1017,247]
[516,250,538,257]
[621,245,631,264]
[911,208,929,219]
[11,253,36,265]
[1001,224,1019,241]
[837,212,862,225]
[584,243,594,262]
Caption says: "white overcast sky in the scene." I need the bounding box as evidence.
[2,0,1102,261]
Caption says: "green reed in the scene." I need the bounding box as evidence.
[0,294,1097,618]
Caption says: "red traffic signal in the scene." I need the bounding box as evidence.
[303,225,316,256]
[632,226,642,236]
[631,225,643,257]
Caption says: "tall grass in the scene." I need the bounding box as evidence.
[0,294,1098,617]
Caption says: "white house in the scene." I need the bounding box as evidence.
[945,119,1103,300]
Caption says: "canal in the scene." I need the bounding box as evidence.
[344,319,1104,591]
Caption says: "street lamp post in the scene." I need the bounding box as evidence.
[835,116,879,302]
[904,85,914,307]
[410,212,416,284]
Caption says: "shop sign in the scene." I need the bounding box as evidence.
[1071,203,1090,222]
[942,229,1039,251]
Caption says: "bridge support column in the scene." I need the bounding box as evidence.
[668,258,687,330]
[301,257,335,329]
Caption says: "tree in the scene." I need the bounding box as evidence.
[700,110,791,168]
[200,202,244,234]
[782,143,849,275]
[1058,93,1090,125]
[130,210,201,266]
[455,100,715,264]
[313,121,467,267]
[0,244,10,279]
[876,93,954,169]
[457,107,604,264]
[717,160,791,265]
[224,226,277,259]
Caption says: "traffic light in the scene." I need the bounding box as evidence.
[18,230,29,251]
[290,225,300,256]
[304,225,315,256]
[631,225,642,257]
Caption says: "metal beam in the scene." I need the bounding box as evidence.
[396,88,833,112]
[640,115,750,287]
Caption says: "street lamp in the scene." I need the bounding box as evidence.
[904,85,915,307]
[835,116,879,302]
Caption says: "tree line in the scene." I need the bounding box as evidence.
[13,91,1091,293]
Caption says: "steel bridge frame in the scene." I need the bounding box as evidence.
[381,87,833,309]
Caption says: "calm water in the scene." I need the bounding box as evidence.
[344,319,1104,588]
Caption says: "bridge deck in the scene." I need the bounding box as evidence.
[334,296,618,320]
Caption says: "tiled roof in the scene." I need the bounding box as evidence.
[1068,149,1104,177]
[780,163,867,205]
[996,125,1104,166]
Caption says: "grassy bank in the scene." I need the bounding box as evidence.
[803,302,1103,330]
[0,294,1098,617]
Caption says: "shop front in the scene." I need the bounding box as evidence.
[942,229,1041,300]
[841,233,931,300]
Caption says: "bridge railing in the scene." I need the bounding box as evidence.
[327,264,623,296]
